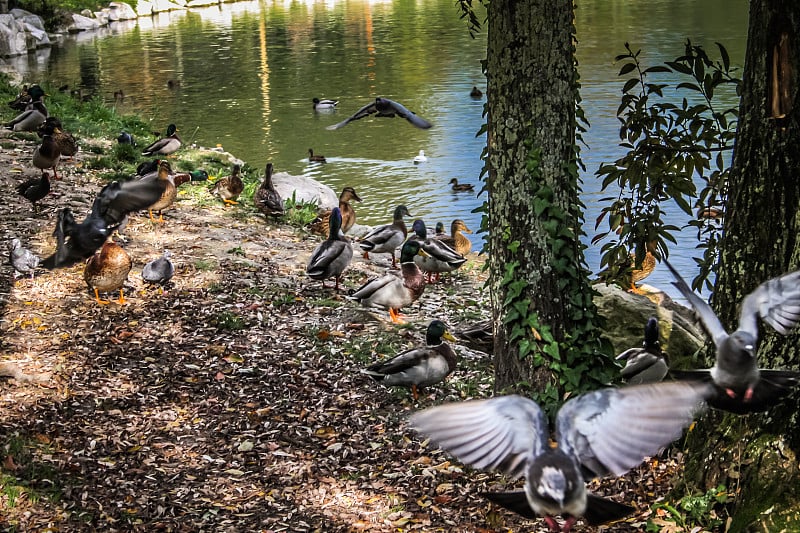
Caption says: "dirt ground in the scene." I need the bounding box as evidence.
[0,130,686,532]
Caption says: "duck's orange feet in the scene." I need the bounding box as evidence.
[93,288,110,305]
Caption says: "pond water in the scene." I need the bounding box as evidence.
[6,0,749,296]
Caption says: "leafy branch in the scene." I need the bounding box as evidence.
[594,40,741,291]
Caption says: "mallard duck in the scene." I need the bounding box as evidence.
[16,172,50,211]
[210,164,244,205]
[435,219,473,256]
[327,97,433,130]
[616,317,668,385]
[142,250,175,289]
[309,186,361,236]
[470,86,483,98]
[349,239,427,323]
[629,249,657,294]
[313,97,338,110]
[142,124,181,156]
[144,160,178,223]
[598,242,658,294]
[7,84,33,111]
[456,318,493,354]
[39,117,78,158]
[413,150,427,164]
[83,238,132,305]
[308,148,327,163]
[449,178,474,192]
[434,222,446,237]
[409,219,466,283]
[359,204,411,268]
[361,320,458,400]
[32,122,61,180]
[306,207,353,291]
[8,238,40,279]
[7,86,47,132]
[254,162,285,217]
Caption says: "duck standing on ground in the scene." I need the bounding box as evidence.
[32,120,61,180]
[144,160,178,223]
[210,164,244,206]
[361,320,457,400]
[39,117,79,158]
[254,162,285,217]
[306,207,353,291]
[349,239,427,323]
[359,204,411,269]
[409,219,466,283]
[141,124,181,156]
[84,238,133,305]
[8,238,40,279]
[310,186,361,236]
[327,97,433,130]
[16,172,50,212]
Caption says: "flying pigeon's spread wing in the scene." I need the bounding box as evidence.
[410,395,548,480]
[557,381,712,478]
[738,269,800,337]
[379,98,433,129]
[325,101,378,130]
[664,259,729,346]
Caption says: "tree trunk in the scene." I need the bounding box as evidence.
[486,0,608,402]
[683,1,800,529]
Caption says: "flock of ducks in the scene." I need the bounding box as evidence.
[20,85,797,530]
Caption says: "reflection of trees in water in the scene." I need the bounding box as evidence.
[78,46,99,95]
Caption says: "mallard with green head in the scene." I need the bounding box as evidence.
[306,207,353,291]
[361,320,458,400]
[359,204,411,269]
[409,219,466,283]
[349,239,427,323]
[142,124,181,156]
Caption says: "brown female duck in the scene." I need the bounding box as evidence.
[310,186,362,236]
[210,164,244,205]
[83,238,132,305]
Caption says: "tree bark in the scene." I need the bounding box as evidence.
[683,1,800,529]
[486,0,598,396]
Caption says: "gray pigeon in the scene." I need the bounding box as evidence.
[410,381,712,531]
[8,238,40,279]
[616,317,668,385]
[326,97,432,130]
[664,260,800,412]
[142,250,175,287]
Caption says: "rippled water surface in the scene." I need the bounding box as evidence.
[9,0,749,294]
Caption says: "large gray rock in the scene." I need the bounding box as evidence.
[66,13,100,33]
[107,2,138,21]
[272,172,337,210]
[0,15,27,56]
[593,282,706,368]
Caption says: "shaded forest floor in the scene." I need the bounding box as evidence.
[0,130,688,532]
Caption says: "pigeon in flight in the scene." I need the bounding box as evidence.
[326,97,432,130]
[410,381,712,531]
[664,260,800,413]
[616,316,669,385]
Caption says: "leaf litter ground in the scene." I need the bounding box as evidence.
[0,131,688,532]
